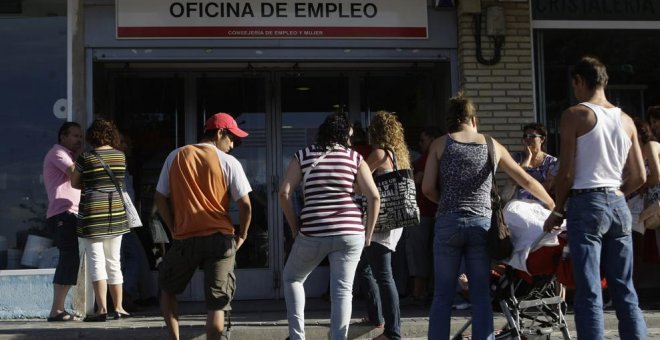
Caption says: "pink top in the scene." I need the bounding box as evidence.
[43,144,80,218]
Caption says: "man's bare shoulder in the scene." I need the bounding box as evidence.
[618,109,636,136]
[619,109,634,124]
[563,104,592,118]
[560,104,595,135]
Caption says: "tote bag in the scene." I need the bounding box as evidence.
[370,150,420,232]
[120,190,142,228]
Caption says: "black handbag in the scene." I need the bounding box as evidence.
[368,149,420,232]
[485,136,513,261]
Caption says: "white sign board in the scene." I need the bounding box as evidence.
[116,0,428,39]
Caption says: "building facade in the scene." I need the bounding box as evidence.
[1,0,658,314]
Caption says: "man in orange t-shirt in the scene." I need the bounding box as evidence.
[155,112,252,340]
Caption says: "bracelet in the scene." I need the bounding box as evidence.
[551,210,565,218]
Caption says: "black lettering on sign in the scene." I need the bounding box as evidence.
[169,2,255,18]
[290,2,378,18]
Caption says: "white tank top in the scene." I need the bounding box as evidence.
[573,102,631,190]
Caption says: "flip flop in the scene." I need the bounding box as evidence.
[47,311,75,322]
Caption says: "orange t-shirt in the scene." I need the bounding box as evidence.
[168,145,234,239]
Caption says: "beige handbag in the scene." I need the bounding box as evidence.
[640,199,660,230]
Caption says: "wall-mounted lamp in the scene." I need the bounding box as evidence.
[475,6,505,66]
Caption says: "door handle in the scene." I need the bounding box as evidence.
[271,175,279,193]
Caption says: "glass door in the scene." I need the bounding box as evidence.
[197,75,275,299]
[94,62,450,300]
[110,75,185,271]
[276,72,350,297]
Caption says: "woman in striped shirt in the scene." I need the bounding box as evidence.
[71,118,131,322]
[279,112,381,340]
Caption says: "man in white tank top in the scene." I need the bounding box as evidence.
[543,56,647,339]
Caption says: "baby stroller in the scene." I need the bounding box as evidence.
[453,200,573,340]
[452,235,571,340]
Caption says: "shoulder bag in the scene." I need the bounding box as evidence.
[92,151,143,228]
[485,136,513,261]
[370,149,420,232]
[640,196,660,230]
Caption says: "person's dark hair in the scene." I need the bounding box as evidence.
[648,105,660,123]
[570,56,608,90]
[421,126,442,139]
[446,92,476,133]
[634,117,656,145]
[202,128,219,141]
[317,112,352,149]
[523,122,548,138]
[201,128,242,146]
[58,122,81,143]
[86,118,120,148]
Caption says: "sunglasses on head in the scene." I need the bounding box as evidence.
[523,133,543,139]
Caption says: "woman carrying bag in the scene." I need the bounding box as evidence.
[71,118,131,322]
[279,112,380,340]
[356,111,412,340]
[422,93,554,340]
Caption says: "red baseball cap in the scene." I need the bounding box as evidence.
[204,113,248,138]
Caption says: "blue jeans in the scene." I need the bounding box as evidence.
[567,190,647,339]
[429,212,493,340]
[356,242,401,340]
[283,233,364,340]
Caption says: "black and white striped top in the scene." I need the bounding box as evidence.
[296,145,364,237]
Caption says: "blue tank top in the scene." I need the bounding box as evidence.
[437,136,492,217]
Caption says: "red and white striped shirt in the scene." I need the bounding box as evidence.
[296,145,364,237]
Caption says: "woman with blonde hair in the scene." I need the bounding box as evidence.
[423,94,554,339]
[356,110,410,340]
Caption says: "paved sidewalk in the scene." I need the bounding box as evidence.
[1,298,659,339]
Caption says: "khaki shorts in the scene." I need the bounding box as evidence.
[159,232,236,310]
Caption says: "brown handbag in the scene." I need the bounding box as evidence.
[485,135,514,261]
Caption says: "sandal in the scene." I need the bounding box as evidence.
[47,311,76,322]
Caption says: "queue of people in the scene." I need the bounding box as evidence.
[40,55,657,340]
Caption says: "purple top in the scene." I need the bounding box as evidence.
[512,152,558,201]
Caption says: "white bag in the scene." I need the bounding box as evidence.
[121,190,143,228]
[150,215,170,244]
[92,151,143,229]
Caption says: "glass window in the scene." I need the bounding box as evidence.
[360,68,449,159]
[0,16,67,269]
[536,29,660,154]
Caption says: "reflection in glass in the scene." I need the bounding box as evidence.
[198,77,269,269]
[280,75,349,262]
[98,75,185,267]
